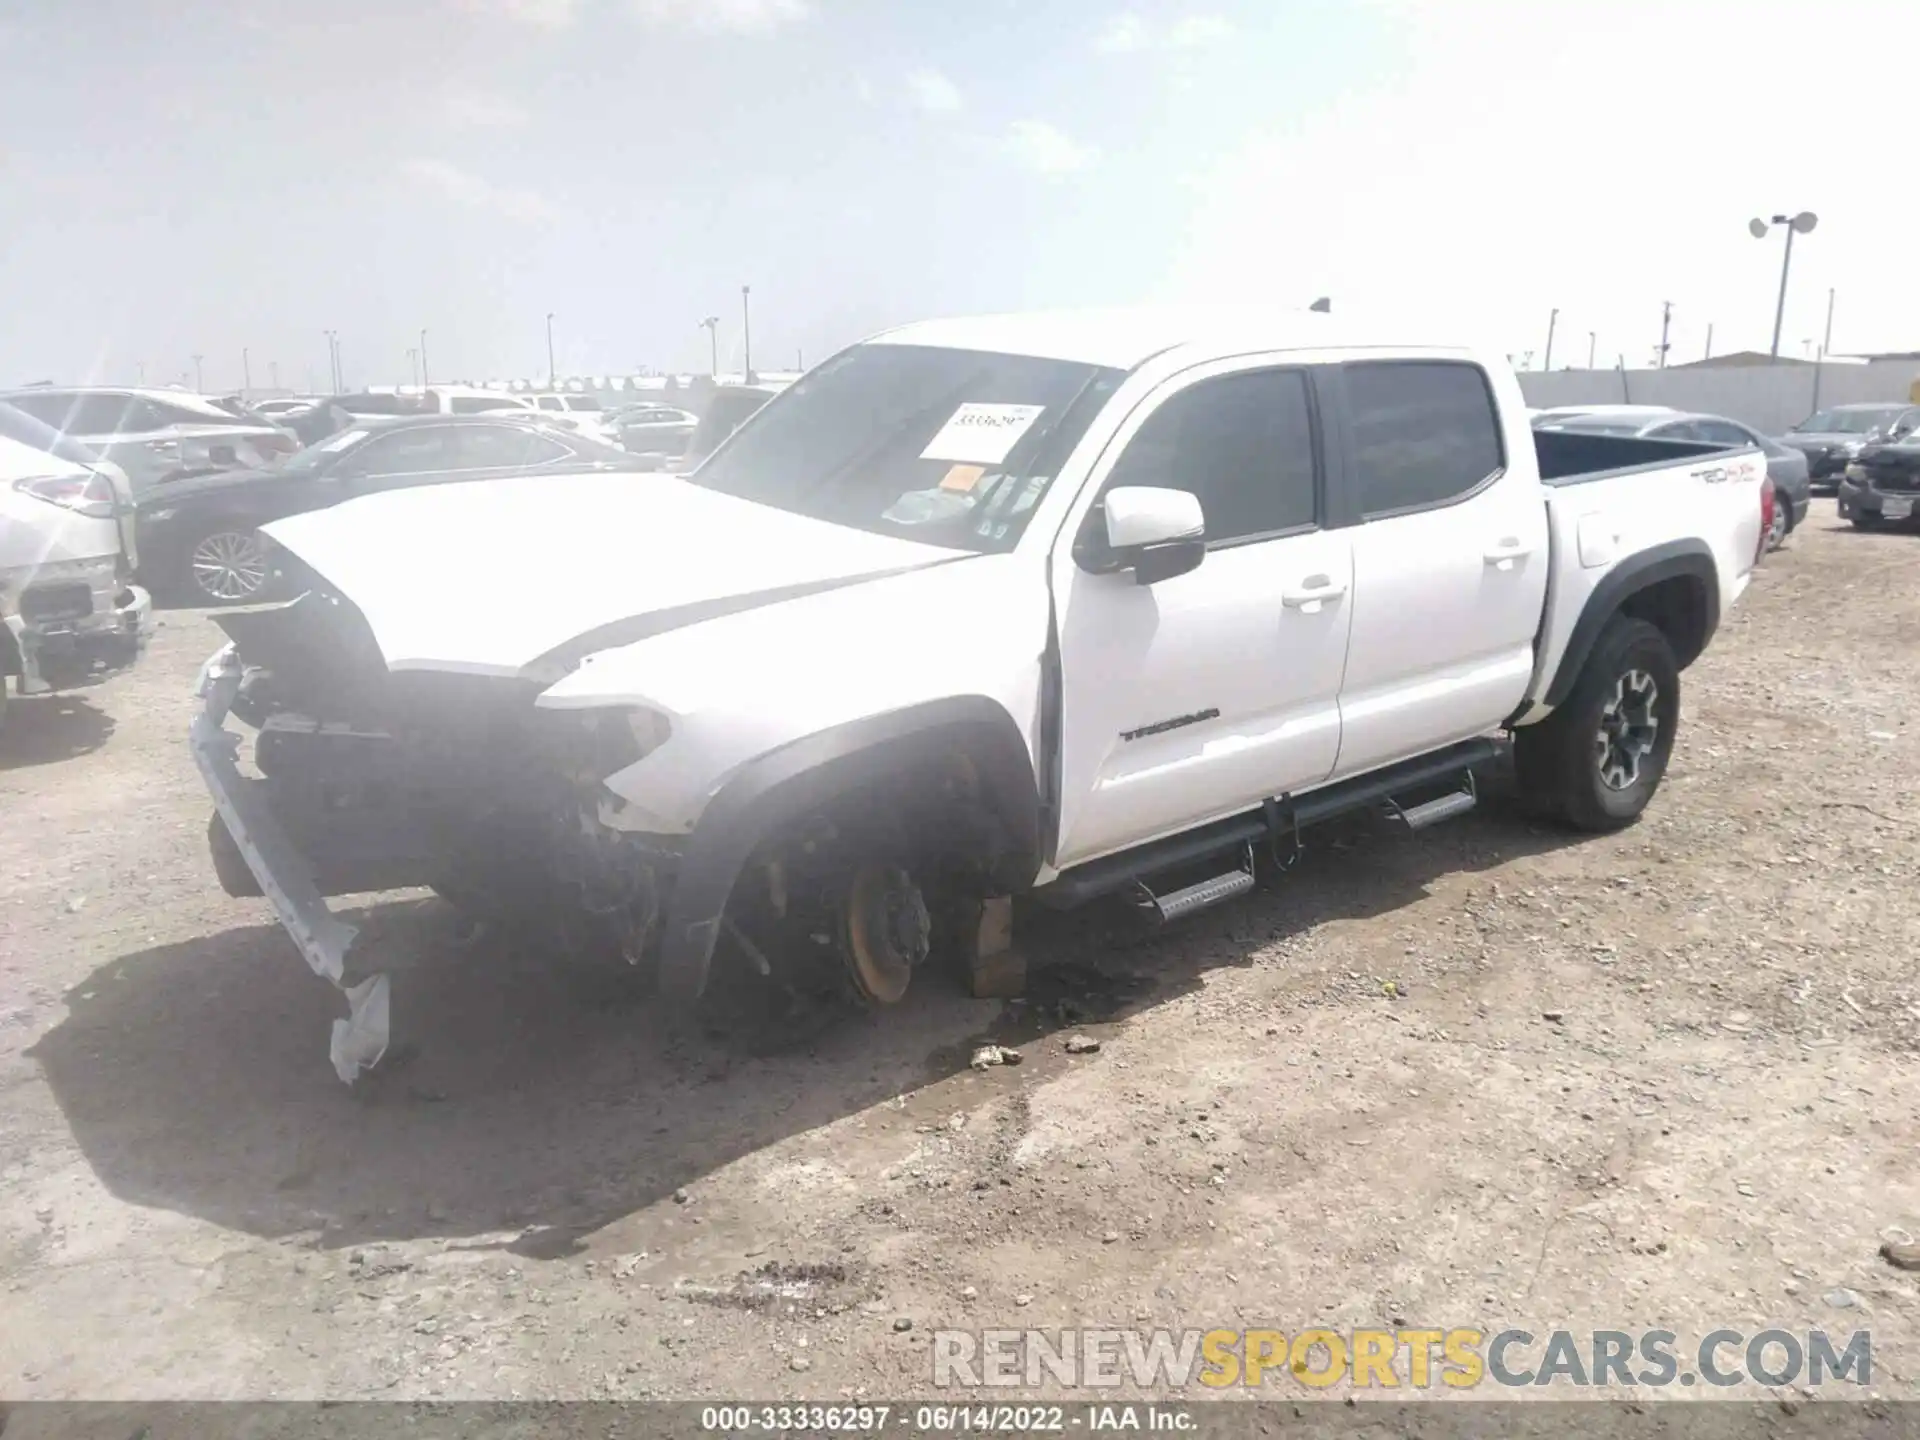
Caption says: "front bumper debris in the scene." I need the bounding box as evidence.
[189,644,389,1083]
[4,580,153,695]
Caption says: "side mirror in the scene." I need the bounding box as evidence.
[1082,485,1206,585]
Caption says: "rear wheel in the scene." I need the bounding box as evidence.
[1514,617,1680,833]
[1851,511,1884,531]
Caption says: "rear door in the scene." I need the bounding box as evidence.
[1050,360,1353,870]
[1329,359,1549,779]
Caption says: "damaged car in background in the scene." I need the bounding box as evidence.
[191,308,1770,1083]
[0,402,151,732]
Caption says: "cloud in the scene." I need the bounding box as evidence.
[1095,10,1234,52]
[630,0,808,33]
[468,0,580,26]
[1094,13,1151,51]
[906,68,962,113]
[402,158,558,223]
[441,89,530,129]
[1168,13,1233,45]
[1004,121,1097,176]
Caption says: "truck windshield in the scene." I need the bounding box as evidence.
[693,343,1122,553]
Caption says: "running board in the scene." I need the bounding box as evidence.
[1385,771,1478,832]
[1035,737,1498,910]
[1132,844,1256,925]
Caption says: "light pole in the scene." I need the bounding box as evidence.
[324,331,339,392]
[1657,301,1673,369]
[192,354,205,391]
[700,316,720,376]
[1587,332,1597,369]
[546,312,556,389]
[741,285,753,383]
[1704,324,1714,361]
[270,361,280,391]
[242,348,252,397]
[1812,287,1837,411]
[419,329,430,388]
[1543,308,1559,373]
[1749,211,1818,360]
[407,349,419,388]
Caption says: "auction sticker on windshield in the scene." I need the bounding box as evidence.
[921,403,1046,465]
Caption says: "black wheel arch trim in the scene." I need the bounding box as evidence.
[656,695,1042,1007]
[1538,539,1719,712]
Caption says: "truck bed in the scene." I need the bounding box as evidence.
[1534,427,1742,485]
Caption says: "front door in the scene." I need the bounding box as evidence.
[1050,362,1354,872]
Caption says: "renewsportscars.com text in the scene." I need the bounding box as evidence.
[931,1327,1872,1390]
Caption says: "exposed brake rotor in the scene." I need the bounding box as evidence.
[839,862,931,1006]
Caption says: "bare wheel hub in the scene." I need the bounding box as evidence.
[190,530,269,602]
[840,863,930,1006]
[1595,668,1659,791]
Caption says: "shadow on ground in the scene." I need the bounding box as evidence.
[0,695,116,769]
[29,781,1583,1256]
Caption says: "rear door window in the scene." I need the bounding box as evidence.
[1345,362,1506,518]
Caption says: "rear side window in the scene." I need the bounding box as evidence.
[1346,362,1504,517]
[1106,369,1318,543]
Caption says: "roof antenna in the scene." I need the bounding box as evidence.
[1309,297,1331,313]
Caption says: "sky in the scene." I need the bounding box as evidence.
[3,0,1919,392]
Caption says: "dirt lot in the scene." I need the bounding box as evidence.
[2,499,1918,1404]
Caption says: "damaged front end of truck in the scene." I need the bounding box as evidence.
[191,589,680,1082]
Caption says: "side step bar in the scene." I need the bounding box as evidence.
[1133,844,1257,924]
[1037,737,1497,912]
[1386,770,1478,832]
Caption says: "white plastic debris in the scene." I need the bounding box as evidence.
[330,974,391,1083]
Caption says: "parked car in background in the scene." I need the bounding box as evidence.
[0,386,297,493]
[0,402,150,732]
[607,403,698,459]
[424,386,539,416]
[1530,404,1680,429]
[251,397,327,420]
[681,382,785,468]
[530,392,603,416]
[136,414,656,606]
[1538,408,1808,548]
[485,399,617,446]
[1780,403,1920,493]
[1838,431,1920,530]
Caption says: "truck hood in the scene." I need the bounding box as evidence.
[261,472,962,676]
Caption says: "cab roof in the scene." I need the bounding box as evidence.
[866,306,1473,371]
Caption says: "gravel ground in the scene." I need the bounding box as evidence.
[2,499,1917,1404]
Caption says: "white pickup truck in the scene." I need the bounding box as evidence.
[189,309,1772,1080]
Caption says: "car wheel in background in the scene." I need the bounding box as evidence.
[186,526,274,606]
[1850,511,1883,532]
[1513,617,1680,833]
[1767,501,1790,550]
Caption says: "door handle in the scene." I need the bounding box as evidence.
[1282,574,1348,610]
[1483,537,1533,569]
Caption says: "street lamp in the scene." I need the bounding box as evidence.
[700,315,720,377]
[1587,332,1597,369]
[1543,308,1558,372]
[419,329,430,388]
[741,285,753,383]
[191,354,205,392]
[1749,211,1818,360]
[546,312,557,389]
[323,330,339,392]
